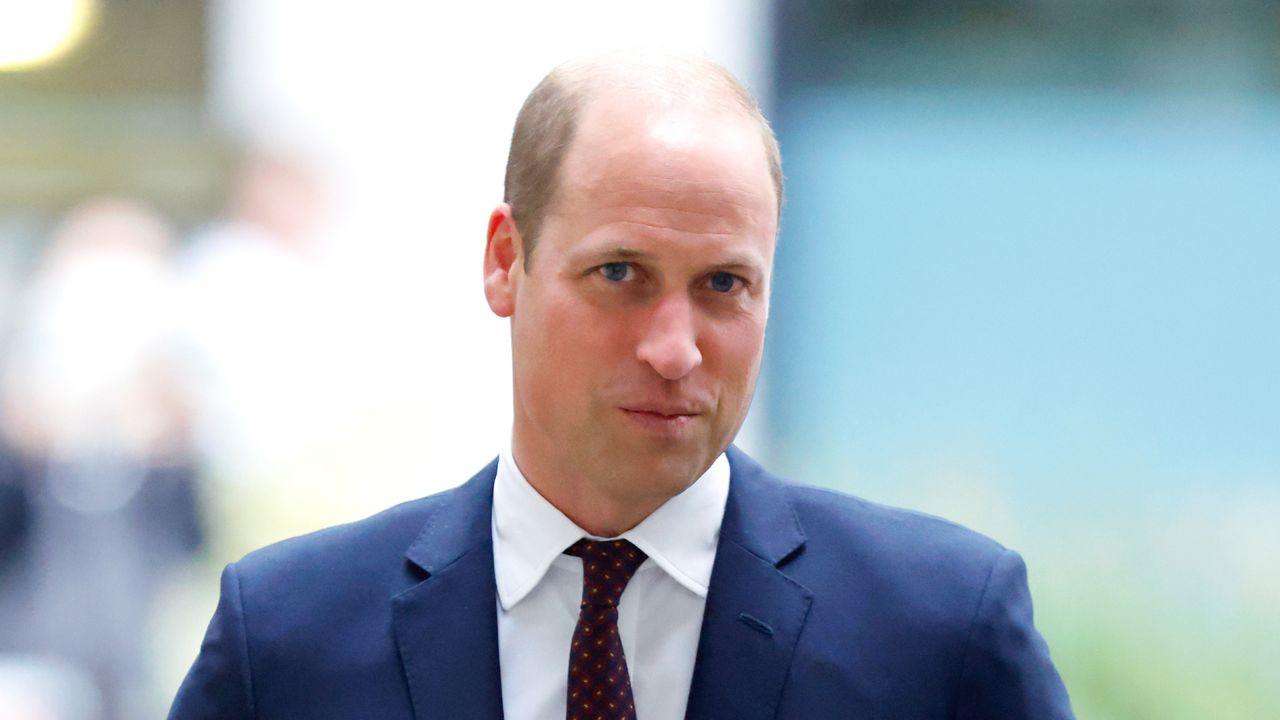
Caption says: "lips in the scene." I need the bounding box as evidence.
[620,408,693,431]
[619,403,702,417]
[617,402,705,436]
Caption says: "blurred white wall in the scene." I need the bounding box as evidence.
[201,1,773,515]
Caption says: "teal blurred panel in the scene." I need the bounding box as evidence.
[766,87,1280,509]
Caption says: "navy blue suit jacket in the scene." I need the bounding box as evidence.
[170,447,1073,719]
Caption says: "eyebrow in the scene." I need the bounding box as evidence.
[574,246,650,262]
[571,245,765,274]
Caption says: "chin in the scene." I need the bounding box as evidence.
[627,445,714,495]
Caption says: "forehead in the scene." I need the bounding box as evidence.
[554,94,778,231]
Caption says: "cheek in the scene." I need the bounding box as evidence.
[528,294,632,389]
[704,316,766,390]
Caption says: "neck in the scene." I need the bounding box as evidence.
[535,483,665,538]
[510,435,677,538]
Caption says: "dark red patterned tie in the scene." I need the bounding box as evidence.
[564,538,648,720]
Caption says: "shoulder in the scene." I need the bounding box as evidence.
[170,471,496,717]
[726,459,1074,715]
[221,494,441,641]
[725,447,1011,617]
[227,459,495,615]
[204,470,493,680]
[233,492,441,586]
[727,447,1007,575]
[781,481,1010,617]
[784,481,1008,572]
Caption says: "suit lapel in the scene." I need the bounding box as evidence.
[391,461,504,720]
[685,447,813,720]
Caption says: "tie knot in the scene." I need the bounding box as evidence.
[565,539,647,607]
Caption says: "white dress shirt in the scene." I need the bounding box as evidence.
[492,447,730,720]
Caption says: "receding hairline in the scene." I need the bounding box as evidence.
[502,50,783,267]
[548,51,781,198]
[553,50,763,116]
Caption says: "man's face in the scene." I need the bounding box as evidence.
[496,96,778,510]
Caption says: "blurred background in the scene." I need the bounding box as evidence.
[0,1,1275,718]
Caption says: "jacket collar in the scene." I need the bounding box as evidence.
[390,447,812,720]
[683,446,814,720]
[392,458,505,720]
[720,446,807,564]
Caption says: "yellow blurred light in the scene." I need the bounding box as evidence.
[0,0,95,70]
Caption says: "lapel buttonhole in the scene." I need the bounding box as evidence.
[737,612,775,636]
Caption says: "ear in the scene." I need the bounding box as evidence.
[483,203,522,318]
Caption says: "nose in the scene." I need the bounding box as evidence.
[636,293,702,381]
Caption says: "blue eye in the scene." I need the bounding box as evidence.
[600,262,634,282]
[709,272,739,293]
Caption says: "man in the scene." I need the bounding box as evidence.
[170,51,1074,719]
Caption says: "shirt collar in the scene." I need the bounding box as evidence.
[491,446,730,611]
